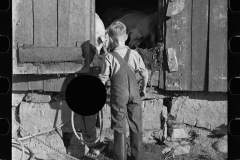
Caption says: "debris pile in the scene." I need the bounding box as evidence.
[135,43,164,86]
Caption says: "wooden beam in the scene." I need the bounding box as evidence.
[164,0,192,91]
[28,75,44,90]
[12,75,29,91]
[18,45,85,63]
[33,0,57,46]
[208,0,227,92]
[191,0,209,91]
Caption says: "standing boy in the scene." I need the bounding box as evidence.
[99,21,149,160]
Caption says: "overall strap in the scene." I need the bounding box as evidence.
[112,49,131,67]
[124,49,131,64]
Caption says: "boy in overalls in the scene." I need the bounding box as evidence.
[99,21,149,160]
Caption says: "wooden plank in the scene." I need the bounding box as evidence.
[13,0,33,45]
[37,63,65,74]
[68,0,90,46]
[191,0,209,91]
[159,0,173,89]
[12,75,28,91]
[28,75,44,90]
[164,0,192,90]
[209,0,227,91]
[33,0,57,46]
[18,45,84,63]
[43,75,55,91]
[64,62,78,73]
[54,75,67,92]
[12,0,38,74]
[58,0,70,47]
[38,62,83,74]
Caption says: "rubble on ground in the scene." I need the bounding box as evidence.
[212,139,228,153]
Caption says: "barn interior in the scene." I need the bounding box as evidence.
[95,0,159,48]
[96,0,159,17]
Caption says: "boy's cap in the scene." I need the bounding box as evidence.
[108,21,127,37]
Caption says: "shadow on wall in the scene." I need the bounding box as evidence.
[47,39,100,142]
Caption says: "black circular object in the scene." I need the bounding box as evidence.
[65,75,107,116]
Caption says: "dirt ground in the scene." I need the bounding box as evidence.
[63,126,228,160]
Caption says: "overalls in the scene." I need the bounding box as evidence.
[110,49,143,160]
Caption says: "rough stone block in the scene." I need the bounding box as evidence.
[143,99,163,130]
[170,93,227,130]
[19,101,85,137]
[12,93,25,107]
[212,139,227,153]
[24,92,52,103]
[168,128,189,139]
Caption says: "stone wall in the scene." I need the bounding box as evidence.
[12,89,227,159]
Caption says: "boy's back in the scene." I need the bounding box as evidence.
[100,45,146,83]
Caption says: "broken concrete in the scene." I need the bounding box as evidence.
[170,92,227,130]
[19,101,85,137]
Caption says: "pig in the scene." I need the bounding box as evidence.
[128,12,161,49]
[107,12,147,34]
[81,13,107,66]
[100,7,140,28]
[95,13,107,54]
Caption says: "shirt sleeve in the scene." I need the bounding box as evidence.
[133,50,146,72]
[98,55,111,84]
[134,50,148,77]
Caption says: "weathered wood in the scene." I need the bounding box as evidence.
[13,0,38,74]
[43,75,55,91]
[164,0,192,90]
[14,0,33,45]
[209,0,227,91]
[12,75,28,91]
[58,0,71,47]
[159,0,173,89]
[18,45,84,63]
[68,0,89,46]
[38,62,83,74]
[33,0,57,46]
[66,74,75,87]
[37,63,65,74]
[64,62,78,73]
[54,75,67,92]
[43,75,66,92]
[28,75,44,90]
[191,0,209,91]
[151,71,160,87]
